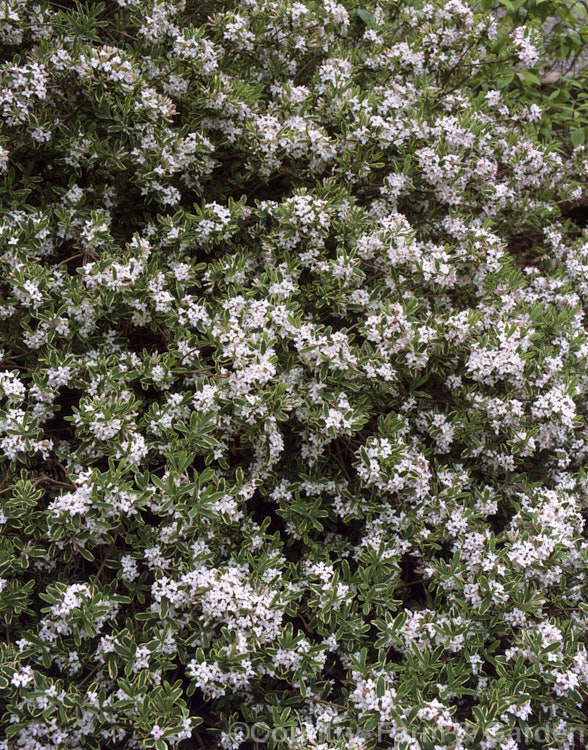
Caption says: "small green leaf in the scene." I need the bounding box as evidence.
[159,598,169,619]
[363,711,380,731]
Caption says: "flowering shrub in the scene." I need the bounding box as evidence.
[0,0,587,748]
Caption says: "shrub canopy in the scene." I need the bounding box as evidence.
[0,0,587,748]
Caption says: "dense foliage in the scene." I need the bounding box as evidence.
[0,0,587,748]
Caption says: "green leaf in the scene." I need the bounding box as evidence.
[107,654,118,680]
[356,9,375,26]
[363,711,380,731]
[517,70,541,86]
[77,546,95,562]
[5,724,25,738]
[570,128,585,147]
[376,675,386,698]
[478,597,493,615]
[159,598,169,619]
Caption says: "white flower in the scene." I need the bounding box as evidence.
[11,666,35,688]
[151,725,164,740]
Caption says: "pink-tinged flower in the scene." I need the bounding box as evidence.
[151,725,164,740]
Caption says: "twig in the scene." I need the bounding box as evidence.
[90,533,119,592]
[0,351,32,363]
[293,54,318,83]
[51,253,84,271]
[305,696,349,711]
[264,689,349,712]
[298,613,315,634]
[44,458,75,482]
[76,663,100,689]
[0,472,10,494]
[35,476,76,490]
